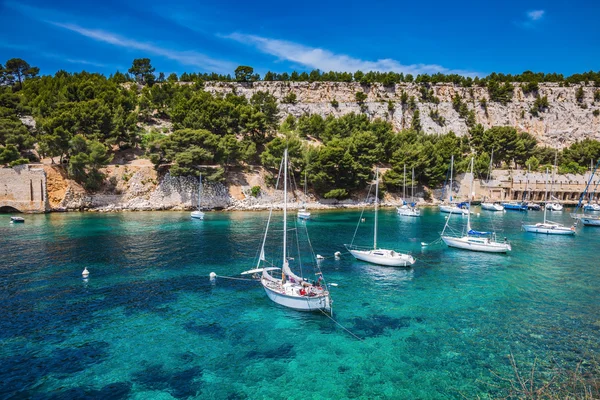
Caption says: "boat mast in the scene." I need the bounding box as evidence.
[488,149,494,200]
[525,164,530,203]
[374,167,379,250]
[411,167,415,203]
[544,167,549,224]
[550,151,557,201]
[283,149,288,279]
[449,155,454,202]
[198,173,202,211]
[403,164,406,202]
[467,156,474,232]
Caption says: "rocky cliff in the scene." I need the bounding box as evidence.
[203,81,600,148]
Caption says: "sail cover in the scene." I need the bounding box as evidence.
[468,229,490,236]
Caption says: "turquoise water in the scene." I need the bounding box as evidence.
[1,208,599,399]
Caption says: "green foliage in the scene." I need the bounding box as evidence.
[526,156,540,171]
[576,86,585,103]
[429,109,445,126]
[330,99,339,108]
[128,58,155,85]
[487,81,514,104]
[419,86,440,104]
[522,81,539,94]
[67,135,113,190]
[282,92,297,104]
[355,91,367,104]
[387,100,395,112]
[452,94,476,127]
[234,66,258,82]
[323,188,348,200]
[0,144,21,165]
[594,109,600,117]
[411,110,421,131]
[530,95,549,116]
[594,90,600,102]
[250,186,261,197]
[4,58,39,89]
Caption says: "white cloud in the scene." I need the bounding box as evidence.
[224,33,479,76]
[50,22,235,73]
[527,10,545,21]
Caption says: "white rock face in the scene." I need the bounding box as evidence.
[203,81,600,148]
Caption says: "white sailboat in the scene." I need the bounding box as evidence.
[243,149,332,312]
[441,157,511,253]
[481,149,505,212]
[523,168,575,235]
[439,155,470,215]
[545,152,563,211]
[397,165,421,217]
[191,173,205,220]
[345,168,416,267]
[571,160,600,226]
[297,170,311,220]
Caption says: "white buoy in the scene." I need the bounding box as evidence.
[334,251,341,259]
[477,212,481,217]
[316,254,325,260]
[421,242,428,247]
[209,272,217,282]
[329,283,338,287]
[82,267,89,278]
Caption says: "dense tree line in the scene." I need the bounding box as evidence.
[2,57,600,197]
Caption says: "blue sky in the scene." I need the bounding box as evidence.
[0,0,598,77]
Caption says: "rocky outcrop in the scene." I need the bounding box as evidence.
[203,81,600,148]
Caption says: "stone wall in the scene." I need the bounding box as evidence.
[0,165,48,213]
[203,81,600,148]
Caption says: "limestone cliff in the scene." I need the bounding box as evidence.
[203,81,600,147]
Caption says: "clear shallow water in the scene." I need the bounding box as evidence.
[1,208,599,399]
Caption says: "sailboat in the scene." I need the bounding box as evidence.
[522,168,575,235]
[525,165,541,210]
[397,165,421,217]
[439,155,470,215]
[242,149,332,312]
[191,173,205,220]
[571,160,600,226]
[481,149,504,211]
[441,157,512,253]
[345,168,416,267]
[297,170,311,220]
[545,152,563,211]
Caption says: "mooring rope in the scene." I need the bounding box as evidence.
[319,309,365,342]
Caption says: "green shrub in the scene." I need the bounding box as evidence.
[324,188,349,200]
[250,185,261,197]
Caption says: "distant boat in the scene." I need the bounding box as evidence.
[481,149,505,212]
[191,173,205,220]
[523,167,575,235]
[346,168,415,267]
[502,202,528,212]
[297,170,311,220]
[544,151,563,212]
[397,165,420,217]
[583,203,600,212]
[439,155,470,215]
[10,217,24,223]
[243,149,332,312]
[527,203,541,211]
[571,160,600,226]
[441,156,511,253]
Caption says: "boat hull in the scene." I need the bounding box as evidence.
[481,203,504,211]
[522,224,575,235]
[347,248,415,267]
[441,236,511,253]
[581,217,600,226]
[262,281,331,312]
[439,205,470,215]
[397,206,421,217]
[545,203,563,211]
[502,203,528,211]
[191,211,205,219]
[297,211,311,220]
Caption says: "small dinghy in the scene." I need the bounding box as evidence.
[10,217,25,223]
